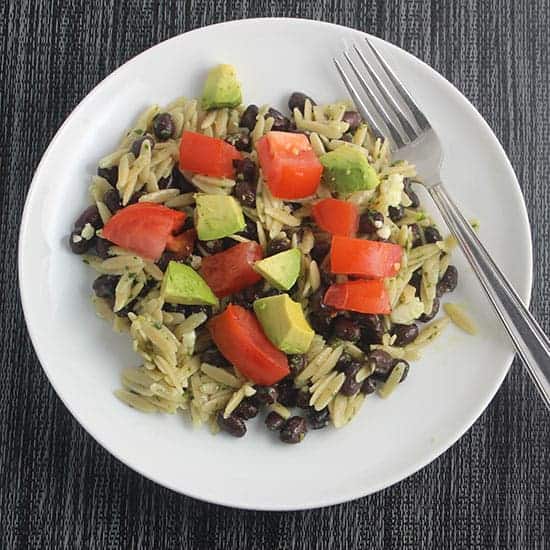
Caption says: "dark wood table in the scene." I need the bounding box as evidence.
[1,1,548,547]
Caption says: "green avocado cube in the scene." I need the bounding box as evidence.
[254,248,301,291]
[201,64,242,110]
[320,145,379,194]
[194,194,246,241]
[253,294,314,354]
[161,261,218,307]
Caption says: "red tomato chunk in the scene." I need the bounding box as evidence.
[312,198,359,237]
[102,203,186,261]
[330,235,402,278]
[200,241,263,298]
[208,304,290,385]
[165,228,197,259]
[323,280,391,315]
[256,131,322,199]
[179,131,242,178]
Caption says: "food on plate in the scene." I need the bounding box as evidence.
[69,64,462,443]
[253,294,314,354]
[253,248,301,291]
[161,261,218,307]
[194,193,245,240]
[320,144,379,193]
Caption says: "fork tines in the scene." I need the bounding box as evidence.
[334,37,430,149]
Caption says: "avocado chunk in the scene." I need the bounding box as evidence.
[194,194,246,240]
[320,145,379,194]
[161,261,218,306]
[201,64,242,110]
[253,294,314,354]
[254,248,301,291]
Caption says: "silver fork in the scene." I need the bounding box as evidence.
[334,38,550,410]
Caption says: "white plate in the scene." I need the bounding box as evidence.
[19,18,532,510]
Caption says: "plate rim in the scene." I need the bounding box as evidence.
[18,17,533,510]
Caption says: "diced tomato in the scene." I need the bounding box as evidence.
[165,228,197,259]
[256,131,323,199]
[200,242,263,298]
[179,131,242,178]
[312,198,359,237]
[330,235,403,278]
[102,203,186,261]
[208,304,290,385]
[323,280,391,314]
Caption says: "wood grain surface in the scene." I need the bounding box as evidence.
[1,1,549,548]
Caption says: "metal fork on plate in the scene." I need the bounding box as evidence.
[334,38,550,410]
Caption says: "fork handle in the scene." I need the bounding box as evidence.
[429,182,550,410]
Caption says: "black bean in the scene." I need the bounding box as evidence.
[280,416,307,444]
[162,302,186,314]
[97,165,118,187]
[171,166,195,193]
[358,210,384,234]
[95,237,113,259]
[184,305,213,317]
[235,219,258,242]
[437,265,458,296]
[152,112,174,141]
[288,92,316,114]
[409,269,422,296]
[128,191,146,204]
[234,181,256,208]
[69,230,95,254]
[157,174,173,189]
[410,223,423,247]
[354,313,384,345]
[92,274,119,299]
[156,251,177,272]
[403,179,420,208]
[233,158,258,184]
[255,385,278,405]
[217,412,247,438]
[276,380,298,407]
[340,361,362,396]
[335,352,353,372]
[240,105,259,131]
[395,360,410,383]
[391,323,419,346]
[130,134,155,157]
[388,205,404,222]
[424,226,442,244]
[309,310,336,338]
[361,377,378,395]
[115,299,137,318]
[201,348,230,368]
[267,107,291,131]
[333,317,361,342]
[308,407,330,430]
[232,283,263,310]
[200,239,225,254]
[295,389,311,409]
[265,411,285,431]
[103,188,121,213]
[266,237,291,256]
[289,354,307,375]
[74,205,102,231]
[342,111,362,131]
[310,241,330,263]
[234,398,259,420]
[419,297,440,322]
[226,132,252,152]
[368,350,395,381]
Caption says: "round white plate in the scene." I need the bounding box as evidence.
[19,18,532,510]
